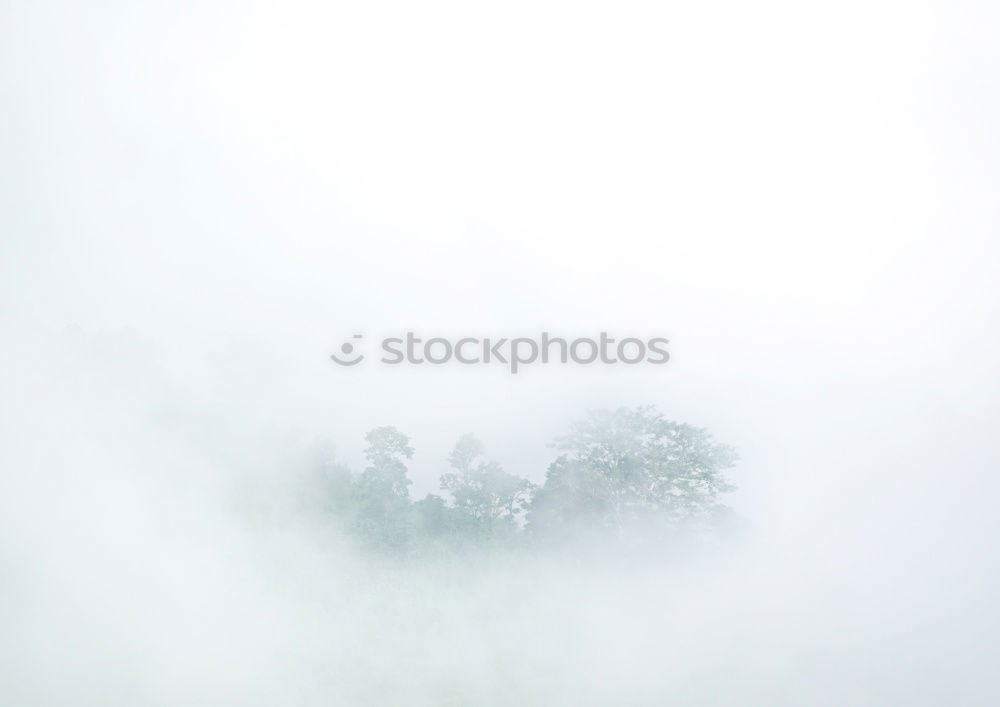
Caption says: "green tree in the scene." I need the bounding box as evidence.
[528,407,737,541]
[440,434,534,542]
[308,442,354,516]
[353,426,415,552]
[410,493,474,557]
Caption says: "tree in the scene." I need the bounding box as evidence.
[307,441,354,516]
[352,426,415,552]
[413,493,451,536]
[311,408,739,557]
[527,407,737,542]
[411,493,474,556]
[439,433,534,541]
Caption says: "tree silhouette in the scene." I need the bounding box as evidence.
[528,407,737,543]
[352,426,415,552]
[313,407,738,557]
[440,433,534,542]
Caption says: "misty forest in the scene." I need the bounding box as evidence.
[301,406,739,559]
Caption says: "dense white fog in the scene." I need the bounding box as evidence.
[2,0,999,704]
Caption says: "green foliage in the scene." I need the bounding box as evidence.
[352,426,416,553]
[311,407,738,557]
[440,434,535,542]
[310,442,354,516]
[529,407,737,541]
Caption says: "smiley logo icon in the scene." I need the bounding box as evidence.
[330,334,365,366]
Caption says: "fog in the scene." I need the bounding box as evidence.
[2,0,999,704]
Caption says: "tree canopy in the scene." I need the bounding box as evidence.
[305,406,738,557]
[528,407,738,548]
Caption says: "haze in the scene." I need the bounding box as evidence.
[2,0,998,704]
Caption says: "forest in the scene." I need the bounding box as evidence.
[303,406,739,558]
